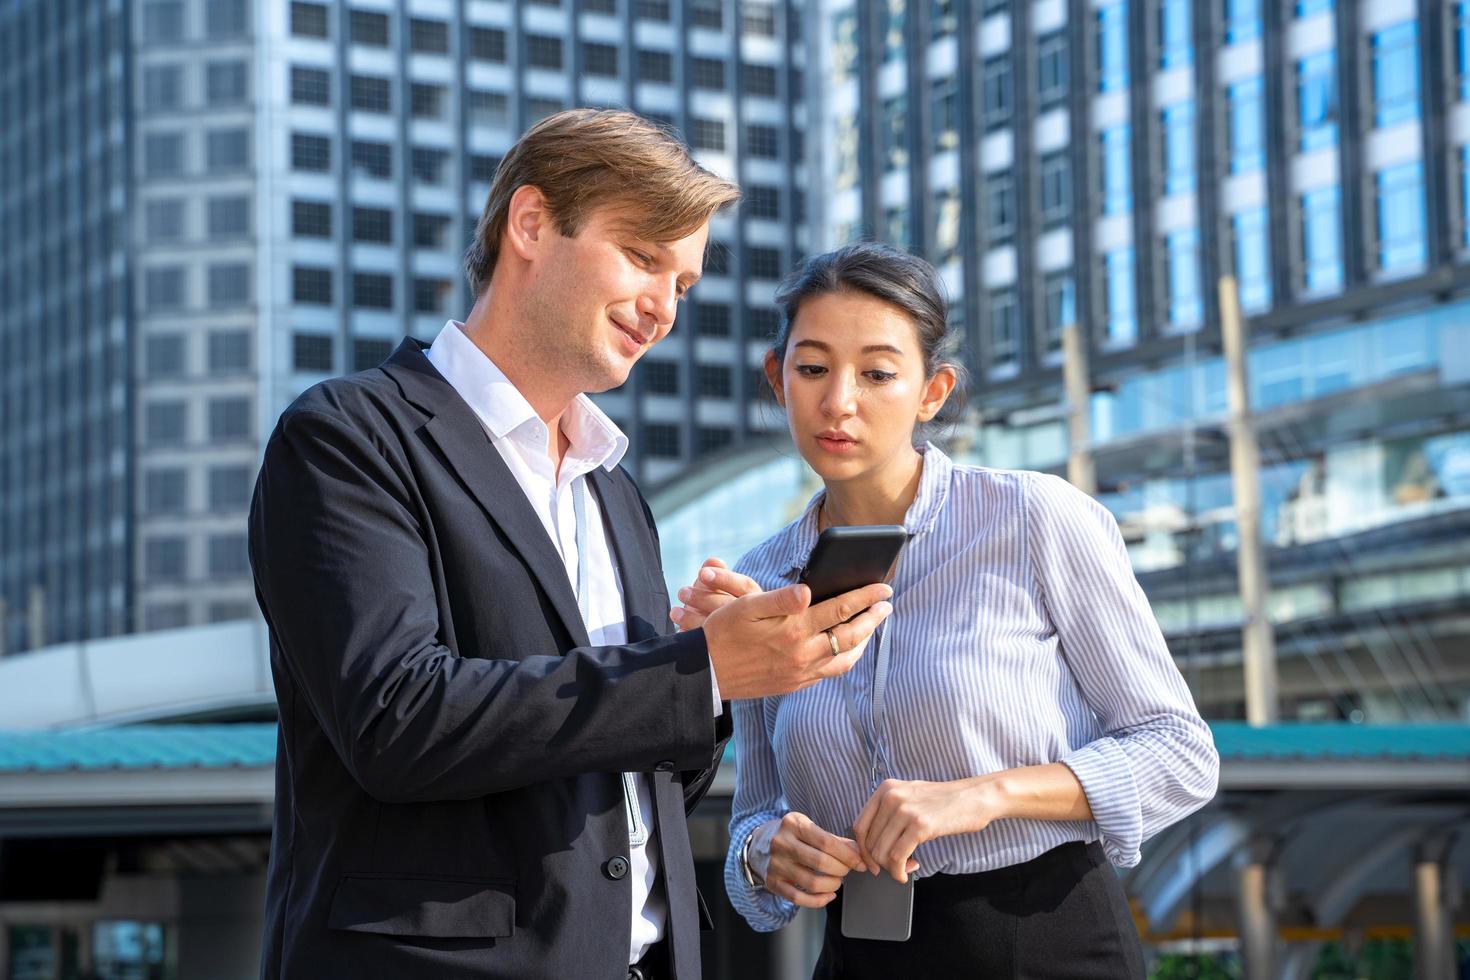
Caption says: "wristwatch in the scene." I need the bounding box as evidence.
[738,830,764,888]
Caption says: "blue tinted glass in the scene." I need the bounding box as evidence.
[1167,227,1202,327]
[1099,3,1129,92]
[1233,207,1272,312]
[1302,186,1342,293]
[1298,51,1338,151]
[1103,125,1132,213]
[1164,101,1195,195]
[1229,78,1264,174]
[1459,2,1470,101]
[1376,160,1426,271]
[1160,0,1192,68]
[1373,21,1420,128]
[1106,247,1136,344]
[1226,0,1261,42]
[1296,0,1332,15]
[1463,148,1470,247]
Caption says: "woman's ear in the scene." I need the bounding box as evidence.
[762,349,785,408]
[916,365,958,423]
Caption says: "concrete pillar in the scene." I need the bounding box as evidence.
[1413,834,1457,980]
[1061,323,1096,496]
[1234,836,1281,980]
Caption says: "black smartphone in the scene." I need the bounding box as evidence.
[798,525,908,605]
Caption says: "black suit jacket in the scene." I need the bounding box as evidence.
[249,340,731,979]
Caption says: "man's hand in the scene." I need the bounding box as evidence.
[699,567,891,700]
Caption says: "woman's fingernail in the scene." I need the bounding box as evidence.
[670,608,684,621]
[700,568,716,582]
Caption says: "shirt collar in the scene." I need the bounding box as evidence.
[425,320,629,472]
[777,442,953,575]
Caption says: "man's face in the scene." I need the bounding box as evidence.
[522,205,709,394]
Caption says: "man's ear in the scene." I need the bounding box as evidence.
[503,185,550,263]
[763,350,785,408]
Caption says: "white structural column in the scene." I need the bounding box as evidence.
[1062,323,1097,496]
[1413,833,1458,980]
[1234,835,1281,980]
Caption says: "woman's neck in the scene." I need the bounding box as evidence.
[820,447,925,530]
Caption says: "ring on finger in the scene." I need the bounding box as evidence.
[824,627,840,656]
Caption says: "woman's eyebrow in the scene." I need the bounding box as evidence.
[791,339,905,356]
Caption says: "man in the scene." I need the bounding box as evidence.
[249,109,893,980]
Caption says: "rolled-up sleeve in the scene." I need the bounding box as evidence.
[1025,473,1220,867]
[723,694,800,931]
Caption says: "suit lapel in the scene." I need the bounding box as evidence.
[385,341,590,649]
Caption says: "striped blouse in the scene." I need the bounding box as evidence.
[723,444,1219,932]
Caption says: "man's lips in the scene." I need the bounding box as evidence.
[611,318,648,353]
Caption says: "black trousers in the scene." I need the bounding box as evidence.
[813,841,1145,979]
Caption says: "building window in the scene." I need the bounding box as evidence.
[1103,246,1136,345]
[145,266,186,310]
[412,148,449,185]
[353,273,394,310]
[144,469,187,516]
[145,402,187,447]
[1458,2,1470,101]
[143,1,185,43]
[144,132,185,178]
[637,49,672,82]
[145,199,185,242]
[1228,78,1265,174]
[208,465,252,510]
[988,288,1019,370]
[697,427,734,455]
[207,262,250,307]
[145,537,187,581]
[1463,147,1470,247]
[352,206,393,244]
[1300,186,1343,293]
[985,171,1016,242]
[209,397,251,440]
[689,0,723,30]
[290,65,330,105]
[1372,21,1420,129]
[206,61,248,105]
[413,213,450,249]
[294,332,334,372]
[1098,2,1129,92]
[1225,0,1260,42]
[143,65,183,111]
[471,155,501,184]
[293,266,333,305]
[743,3,776,36]
[636,0,672,21]
[1036,32,1068,107]
[882,96,908,171]
[409,17,448,54]
[352,140,392,179]
[704,243,731,276]
[749,307,780,338]
[145,603,191,630]
[1297,0,1332,14]
[1165,228,1202,329]
[350,75,391,113]
[1102,125,1131,214]
[1043,273,1076,354]
[354,338,395,371]
[584,42,619,76]
[1162,101,1195,196]
[691,57,725,90]
[747,247,782,279]
[931,77,959,153]
[1159,0,1191,68]
[1232,207,1272,313]
[469,27,507,62]
[1040,152,1071,226]
[291,132,330,172]
[414,278,451,314]
[411,83,445,119]
[747,186,780,220]
[526,98,565,124]
[743,63,778,97]
[643,360,679,395]
[1297,51,1338,151]
[145,335,185,378]
[527,35,563,70]
[642,423,680,458]
[205,128,249,173]
[208,534,250,576]
[293,199,332,238]
[696,304,731,336]
[747,124,779,159]
[290,2,328,38]
[1376,161,1426,272]
[351,10,389,46]
[982,56,1012,129]
[933,186,962,266]
[208,331,251,374]
[696,364,733,399]
[690,118,726,152]
[468,90,509,129]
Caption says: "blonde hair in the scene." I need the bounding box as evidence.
[463,108,742,296]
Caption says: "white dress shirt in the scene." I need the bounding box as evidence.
[424,320,667,964]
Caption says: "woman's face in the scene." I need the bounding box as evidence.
[765,290,955,485]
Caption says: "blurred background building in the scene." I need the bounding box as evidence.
[2,0,1469,977]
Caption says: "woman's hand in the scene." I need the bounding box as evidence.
[852,778,1001,883]
[762,812,869,908]
[669,558,763,631]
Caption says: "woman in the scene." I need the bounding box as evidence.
[671,243,1218,978]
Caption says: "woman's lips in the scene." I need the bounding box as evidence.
[815,434,859,454]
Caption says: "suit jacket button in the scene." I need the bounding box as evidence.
[654,760,674,772]
[605,856,630,880]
